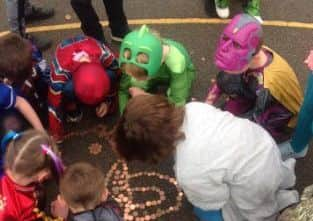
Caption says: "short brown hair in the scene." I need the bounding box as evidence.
[112,95,185,163]
[60,162,106,210]
[4,130,59,177]
[0,33,32,85]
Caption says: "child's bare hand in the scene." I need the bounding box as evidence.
[305,50,313,70]
[96,102,108,118]
[129,87,148,97]
[205,94,215,105]
[51,195,69,219]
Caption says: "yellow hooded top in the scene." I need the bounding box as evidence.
[263,47,303,127]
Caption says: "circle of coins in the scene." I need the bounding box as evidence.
[105,160,184,221]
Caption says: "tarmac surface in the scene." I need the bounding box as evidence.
[0,0,313,220]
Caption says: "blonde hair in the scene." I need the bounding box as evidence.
[60,162,106,210]
[4,130,60,177]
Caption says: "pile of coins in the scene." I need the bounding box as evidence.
[105,160,184,221]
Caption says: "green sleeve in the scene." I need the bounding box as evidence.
[167,70,193,106]
[164,41,195,106]
[118,73,131,114]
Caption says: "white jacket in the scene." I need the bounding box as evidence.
[174,102,299,221]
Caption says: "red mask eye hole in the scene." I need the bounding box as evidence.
[233,41,242,49]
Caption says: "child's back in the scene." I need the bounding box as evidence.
[69,201,123,221]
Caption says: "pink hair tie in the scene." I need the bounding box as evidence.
[41,144,64,177]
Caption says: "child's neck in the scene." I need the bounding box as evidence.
[6,169,34,186]
[71,206,89,214]
[249,49,268,70]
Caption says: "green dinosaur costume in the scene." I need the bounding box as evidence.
[118,25,195,113]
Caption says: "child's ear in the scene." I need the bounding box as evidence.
[37,169,51,183]
[101,188,109,201]
[3,78,12,85]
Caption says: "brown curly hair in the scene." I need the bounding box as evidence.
[0,33,32,86]
[112,95,185,163]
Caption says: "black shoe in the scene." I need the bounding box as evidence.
[25,6,55,22]
[111,27,131,42]
[25,34,52,51]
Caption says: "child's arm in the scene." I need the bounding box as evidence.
[47,61,68,143]
[48,86,64,143]
[118,73,131,114]
[205,79,223,104]
[97,69,120,117]
[167,71,194,106]
[304,50,313,70]
[15,96,44,132]
[99,42,121,76]
[51,195,69,220]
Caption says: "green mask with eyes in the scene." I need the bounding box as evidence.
[119,25,163,76]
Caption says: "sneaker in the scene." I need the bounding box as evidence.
[66,109,83,123]
[25,34,52,51]
[111,28,131,42]
[244,0,263,23]
[214,0,230,19]
[278,141,309,161]
[253,16,263,24]
[25,6,55,22]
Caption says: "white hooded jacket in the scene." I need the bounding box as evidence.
[174,102,299,221]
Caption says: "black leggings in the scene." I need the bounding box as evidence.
[70,0,128,42]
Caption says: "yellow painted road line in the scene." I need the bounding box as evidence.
[0,18,312,37]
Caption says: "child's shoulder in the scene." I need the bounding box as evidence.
[71,200,123,221]
[0,83,16,110]
[162,38,192,74]
[0,175,16,218]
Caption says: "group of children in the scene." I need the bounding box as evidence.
[0,12,312,220]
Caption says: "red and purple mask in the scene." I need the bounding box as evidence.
[215,14,262,72]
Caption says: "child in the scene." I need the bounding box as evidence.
[211,0,262,22]
[0,33,46,138]
[111,94,298,221]
[51,162,123,221]
[206,14,303,143]
[118,25,195,114]
[0,129,63,220]
[278,50,313,159]
[48,35,120,143]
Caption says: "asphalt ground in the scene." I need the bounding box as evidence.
[0,0,313,220]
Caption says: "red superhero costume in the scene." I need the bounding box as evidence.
[48,35,120,141]
[0,175,41,220]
